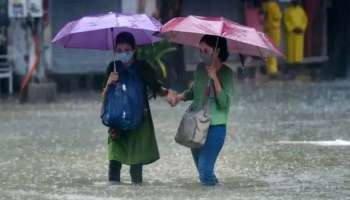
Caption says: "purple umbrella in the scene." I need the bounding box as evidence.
[52,12,162,50]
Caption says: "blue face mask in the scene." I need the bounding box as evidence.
[116,51,134,64]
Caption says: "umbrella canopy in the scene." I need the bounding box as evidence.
[161,15,283,57]
[52,12,162,50]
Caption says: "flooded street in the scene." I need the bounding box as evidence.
[1,80,350,200]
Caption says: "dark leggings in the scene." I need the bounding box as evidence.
[109,160,143,184]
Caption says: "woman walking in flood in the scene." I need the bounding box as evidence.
[102,32,173,185]
[169,35,234,186]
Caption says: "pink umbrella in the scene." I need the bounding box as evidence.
[52,12,162,50]
[161,15,283,58]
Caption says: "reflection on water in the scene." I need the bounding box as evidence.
[0,81,350,199]
[276,139,350,146]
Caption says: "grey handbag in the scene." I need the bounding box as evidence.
[175,81,211,148]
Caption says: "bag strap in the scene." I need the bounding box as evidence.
[202,79,212,115]
[201,36,219,115]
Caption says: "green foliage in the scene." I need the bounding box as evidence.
[137,40,177,78]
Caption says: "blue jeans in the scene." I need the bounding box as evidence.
[191,125,226,186]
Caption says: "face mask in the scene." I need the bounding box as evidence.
[200,52,213,65]
[116,51,134,64]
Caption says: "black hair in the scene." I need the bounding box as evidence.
[200,35,229,62]
[115,32,136,49]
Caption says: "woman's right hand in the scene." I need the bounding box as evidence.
[102,72,118,96]
[107,72,119,86]
[175,94,185,104]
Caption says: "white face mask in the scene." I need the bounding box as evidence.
[115,51,134,64]
[200,52,213,65]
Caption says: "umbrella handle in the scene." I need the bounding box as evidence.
[209,36,220,66]
[113,61,117,73]
[110,28,117,73]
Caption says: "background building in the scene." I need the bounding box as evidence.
[1,0,350,95]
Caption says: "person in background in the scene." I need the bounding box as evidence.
[284,0,308,64]
[244,0,264,32]
[262,0,282,77]
[244,0,265,81]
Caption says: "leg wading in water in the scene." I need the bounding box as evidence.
[109,160,143,184]
[191,125,226,186]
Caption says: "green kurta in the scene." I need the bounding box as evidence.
[103,60,162,165]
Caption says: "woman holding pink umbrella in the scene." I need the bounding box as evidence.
[163,15,283,186]
[169,34,234,186]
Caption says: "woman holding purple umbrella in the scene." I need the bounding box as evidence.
[52,12,175,185]
[102,32,174,185]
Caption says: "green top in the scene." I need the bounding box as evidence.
[183,63,234,125]
[103,60,163,165]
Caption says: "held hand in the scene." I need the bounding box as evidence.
[175,94,185,104]
[108,129,119,140]
[107,72,119,85]
[166,90,178,107]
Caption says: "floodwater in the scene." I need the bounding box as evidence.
[0,80,350,200]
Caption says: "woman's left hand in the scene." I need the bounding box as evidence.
[109,129,119,140]
[207,65,218,80]
[166,90,178,107]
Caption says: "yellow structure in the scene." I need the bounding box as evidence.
[263,1,282,75]
[284,4,308,63]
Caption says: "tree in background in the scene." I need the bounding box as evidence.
[157,0,187,91]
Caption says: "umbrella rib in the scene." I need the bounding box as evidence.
[63,34,73,48]
[257,46,266,61]
[220,20,225,36]
[143,29,156,45]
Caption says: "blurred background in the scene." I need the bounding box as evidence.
[0,0,349,100]
[1,1,350,199]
